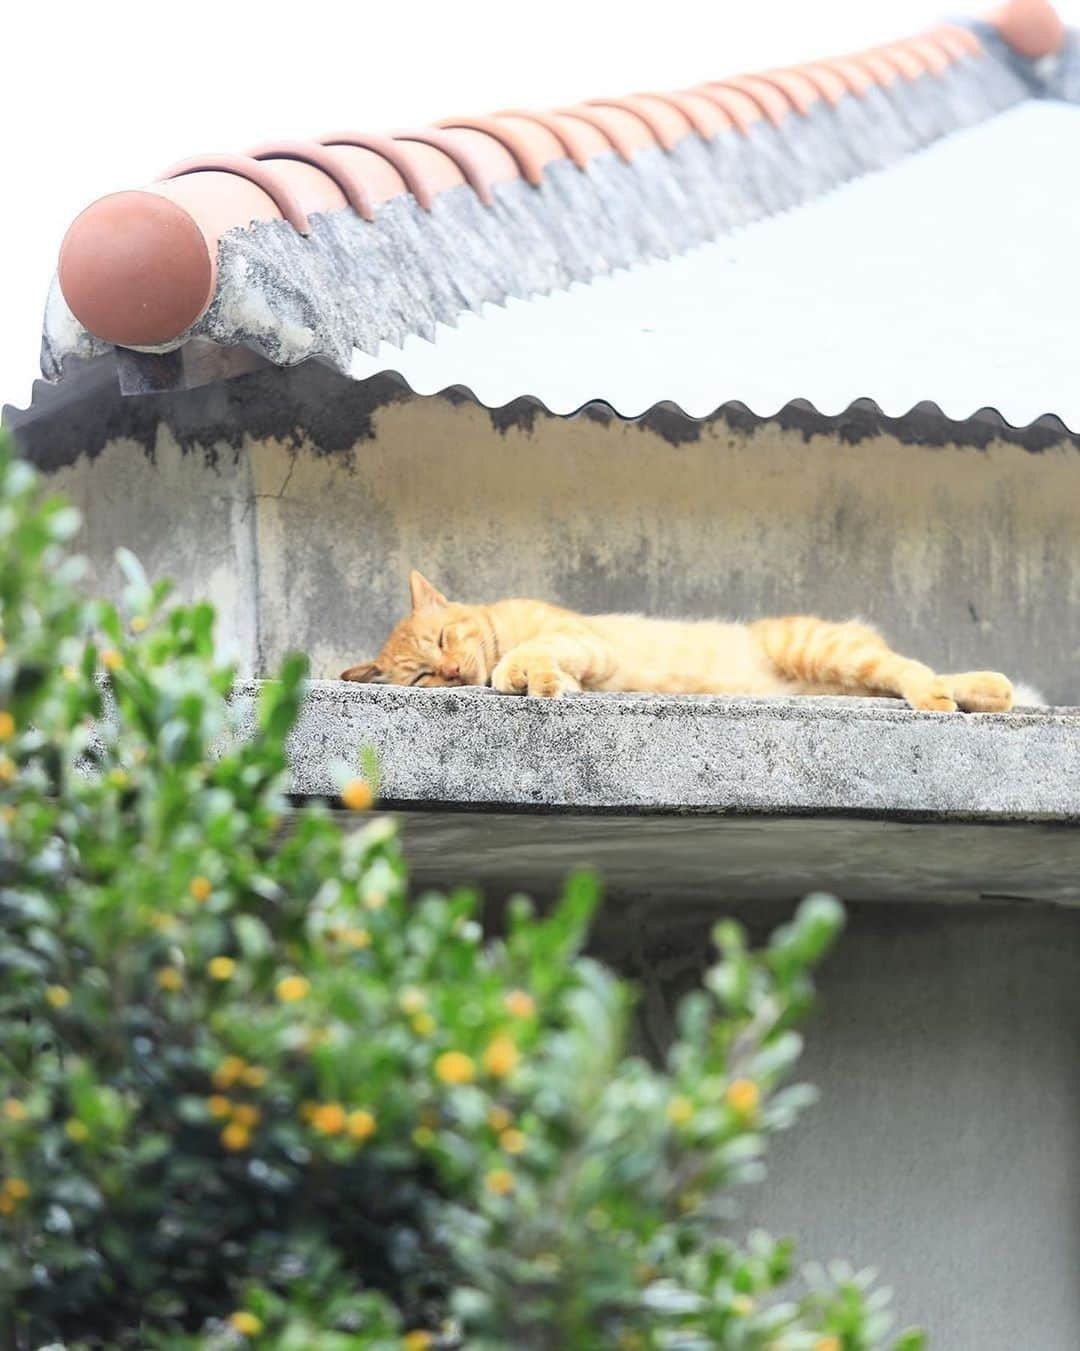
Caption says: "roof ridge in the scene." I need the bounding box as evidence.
[49,1,1066,372]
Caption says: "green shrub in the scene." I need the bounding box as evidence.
[0,436,924,1349]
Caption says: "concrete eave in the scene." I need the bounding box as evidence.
[238,682,1080,821]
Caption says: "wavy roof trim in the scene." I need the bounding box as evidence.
[43,0,1078,405]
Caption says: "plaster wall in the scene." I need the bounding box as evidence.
[41,391,1080,703]
[608,898,1080,1351]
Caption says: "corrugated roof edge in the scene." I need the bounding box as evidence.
[6,353,1079,464]
[40,3,1067,387]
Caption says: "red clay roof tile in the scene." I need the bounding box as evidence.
[644,89,732,138]
[559,104,657,160]
[757,69,821,115]
[991,0,1066,57]
[58,192,215,348]
[247,142,377,221]
[437,115,559,186]
[713,76,792,125]
[587,96,690,151]
[497,109,602,168]
[690,85,762,133]
[162,154,314,233]
[796,62,858,102]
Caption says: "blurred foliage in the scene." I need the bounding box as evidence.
[0,434,925,1349]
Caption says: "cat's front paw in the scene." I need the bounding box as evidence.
[492,655,577,698]
[902,675,957,713]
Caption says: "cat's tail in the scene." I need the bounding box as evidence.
[1012,681,1047,707]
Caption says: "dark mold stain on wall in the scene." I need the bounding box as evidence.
[8,356,1078,473]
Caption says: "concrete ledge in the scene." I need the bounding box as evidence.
[238,682,1080,821]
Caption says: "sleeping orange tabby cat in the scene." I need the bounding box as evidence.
[341,571,1015,714]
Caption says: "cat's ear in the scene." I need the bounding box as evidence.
[340,660,385,683]
[409,569,448,612]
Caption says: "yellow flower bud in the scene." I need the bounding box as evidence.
[411,1013,436,1037]
[814,1339,842,1351]
[212,1055,246,1089]
[100,649,123,672]
[434,1051,475,1086]
[347,1108,377,1142]
[220,1121,251,1151]
[499,1128,526,1155]
[0,1194,15,1216]
[504,989,536,1018]
[2,1098,28,1122]
[0,711,14,742]
[411,1126,436,1148]
[232,1103,261,1128]
[341,778,374,811]
[106,768,128,789]
[311,1103,346,1135]
[482,1035,519,1079]
[666,1095,694,1127]
[65,1119,90,1144]
[275,975,310,1003]
[130,615,148,634]
[229,1311,263,1336]
[485,1167,515,1196]
[241,1065,268,1088]
[156,966,184,992]
[4,1177,30,1200]
[45,985,71,1009]
[487,1105,512,1133]
[725,1078,761,1119]
[206,1095,232,1120]
[399,987,427,1015]
[189,875,213,903]
[339,927,371,949]
[207,956,236,981]
[0,757,14,785]
[402,1332,432,1351]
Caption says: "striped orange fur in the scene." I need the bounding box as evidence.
[340,571,1014,713]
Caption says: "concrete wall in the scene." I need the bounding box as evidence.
[602,898,1080,1351]
[36,383,1080,702]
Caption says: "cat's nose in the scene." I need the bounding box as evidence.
[442,662,461,681]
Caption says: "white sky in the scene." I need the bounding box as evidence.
[3,0,1079,410]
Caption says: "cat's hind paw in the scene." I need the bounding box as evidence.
[945,671,1014,713]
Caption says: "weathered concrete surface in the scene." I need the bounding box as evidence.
[249,681,1080,820]
[617,899,1080,1351]
[381,810,1080,908]
[28,387,1080,703]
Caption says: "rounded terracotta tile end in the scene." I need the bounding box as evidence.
[58,191,214,348]
[990,0,1066,58]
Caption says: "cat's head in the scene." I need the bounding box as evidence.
[340,571,492,688]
